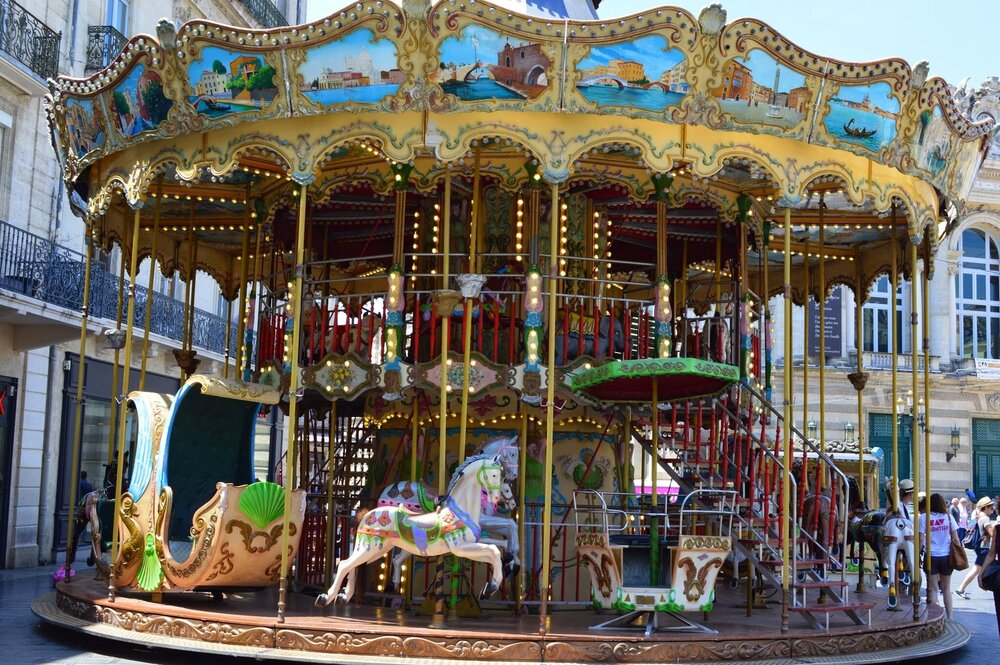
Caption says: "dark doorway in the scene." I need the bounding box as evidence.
[0,377,17,568]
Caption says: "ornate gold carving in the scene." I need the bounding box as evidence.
[189,375,280,405]
[95,604,274,647]
[203,542,234,583]
[225,520,296,554]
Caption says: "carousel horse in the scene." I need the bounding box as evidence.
[801,487,839,560]
[880,511,914,609]
[316,455,508,606]
[851,507,886,576]
[554,310,625,364]
[72,488,111,572]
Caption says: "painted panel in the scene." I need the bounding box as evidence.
[713,50,810,130]
[434,25,552,102]
[823,82,899,152]
[575,35,686,112]
[64,98,107,159]
[187,47,278,117]
[110,65,173,138]
[298,28,401,107]
[914,106,951,176]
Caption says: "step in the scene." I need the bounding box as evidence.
[791,580,849,589]
[739,536,812,547]
[758,558,829,567]
[789,602,874,613]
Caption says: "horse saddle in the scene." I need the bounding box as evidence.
[398,511,442,554]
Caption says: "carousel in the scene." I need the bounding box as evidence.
[33,1,993,663]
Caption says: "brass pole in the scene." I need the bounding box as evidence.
[109,205,144,601]
[818,207,826,462]
[431,168,452,629]
[781,207,792,634]
[187,238,199,353]
[539,181,559,635]
[63,224,94,580]
[277,183,309,622]
[224,258,233,379]
[922,235,932,589]
[235,222,251,373]
[855,247,866,594]
[324,400,338,590]
[650,378,659,585]
[139,177,163,389]
[909,240,921,619]
[516,407,528,614]
[890,219,899,511]
[107,248,126,462]
[458,146,482,465]
[802,239,810,438]
[246,214,265,380]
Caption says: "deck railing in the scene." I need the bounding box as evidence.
[0,220,238,356]
[238,0,288,29]
[0,0,60,80]
[85,25,126,71]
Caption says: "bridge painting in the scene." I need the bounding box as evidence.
[435,25,552,101]
[575,34,688,112]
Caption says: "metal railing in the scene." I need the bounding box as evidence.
[85,25,126,71]
[239,0,288,29]
[0,0,61,80]
[0,220,238,356]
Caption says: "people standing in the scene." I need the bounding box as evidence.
[977,518,1000,636]
[920,493,961,619]
[957,497,971,541]
[956,497,995,599]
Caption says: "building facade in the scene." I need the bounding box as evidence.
[0,0,305,568]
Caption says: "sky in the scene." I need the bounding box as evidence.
[307,0,998,87]
[738,51,805,93]
[579,34,684,79]
[299,29,397,79]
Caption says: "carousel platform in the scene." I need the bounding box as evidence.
[35,577,968,664]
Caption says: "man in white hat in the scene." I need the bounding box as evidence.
[887,478,916,524]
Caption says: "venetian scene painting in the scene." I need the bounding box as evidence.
[710,50,810,128]
[575,35,687,112]
[187,47,278,117]
[915,107,951,175]
[299,29,401,106]
[823,82,899,151]
[64,98,106,158]
[433,25,551,101]
[111,65,173,138]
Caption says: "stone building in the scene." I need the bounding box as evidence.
[0,0,305,569]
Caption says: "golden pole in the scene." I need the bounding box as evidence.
[458,146,482,465]
[278,182,309,622]
[245,215,264,380]
[109,205,143,601]
[187,238,199,353]
[922,236,932,587]
[410,396,419,482]
[890,219,899,511]
[818,209,826,461]
[63,224,94,579]
[539,181,559,635]
[855,247,866,594]
[909,240,921,619]
[650,377,659,585]
[224,258,233,379]
[139,177,162,389]
[107,248,126,462]
[802,239,810,438]
[235,222,251,373]
[516,407,528,614]
[781,207,792,634]
[431,168,452,629]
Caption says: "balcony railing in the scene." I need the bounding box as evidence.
[85,25,126,72]
[0,0,61,80]
[0,220,239,356]
[239,0,288,29]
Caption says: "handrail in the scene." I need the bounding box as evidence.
[0,0,60,80]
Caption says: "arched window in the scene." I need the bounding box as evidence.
[956,228,1000,359]
[863,276,906,353]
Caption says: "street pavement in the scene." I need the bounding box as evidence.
[0,565,997,663]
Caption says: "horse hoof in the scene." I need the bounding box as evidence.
[315,594,331,608]
[480,581,499,599]
[501,552,514,567]
[86,556,95,567]
[502,563,521,580]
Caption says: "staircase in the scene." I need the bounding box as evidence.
[633,382,873,630]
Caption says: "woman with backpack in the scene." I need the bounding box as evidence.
[955,497,995,599]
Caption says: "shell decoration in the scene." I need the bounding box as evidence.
[239,481,287,529]
[136,533,163,592]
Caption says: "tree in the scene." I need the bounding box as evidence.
[212,60,226,75]
[247,64,276,92]
[226,77,245,93]
[141,81,172,125]
[113,91,131,116]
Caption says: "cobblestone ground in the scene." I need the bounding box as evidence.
[1,565,997,663]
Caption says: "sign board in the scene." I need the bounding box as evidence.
[975,359,1000,381]
[808,289,843,357]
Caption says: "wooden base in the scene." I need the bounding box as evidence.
[34,576,969,664]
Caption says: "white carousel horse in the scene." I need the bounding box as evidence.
[376,436,521,589]
[316,455,507,606]
[880,513,914,609]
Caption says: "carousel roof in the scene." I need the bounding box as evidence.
[43,1,995,298]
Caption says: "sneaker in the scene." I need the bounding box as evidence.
[954,589,971,599]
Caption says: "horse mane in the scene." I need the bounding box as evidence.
[445,455,488,497]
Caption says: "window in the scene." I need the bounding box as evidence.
[863,276,906,353]
[956,228,1000,359]
[0,110,10,219]
[107,0,130,33]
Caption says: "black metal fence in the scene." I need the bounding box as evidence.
[85,25,126,72]
[239,0,288,29]
[0,0,61,80]
[0,220,238,356]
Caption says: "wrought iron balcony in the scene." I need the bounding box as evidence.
[0,220,241,357]
[239,0,288,29]
[86,25,126,72]
[0,0,61,80]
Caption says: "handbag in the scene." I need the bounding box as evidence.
[980,557,1000,592]
[949,540,969,571]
